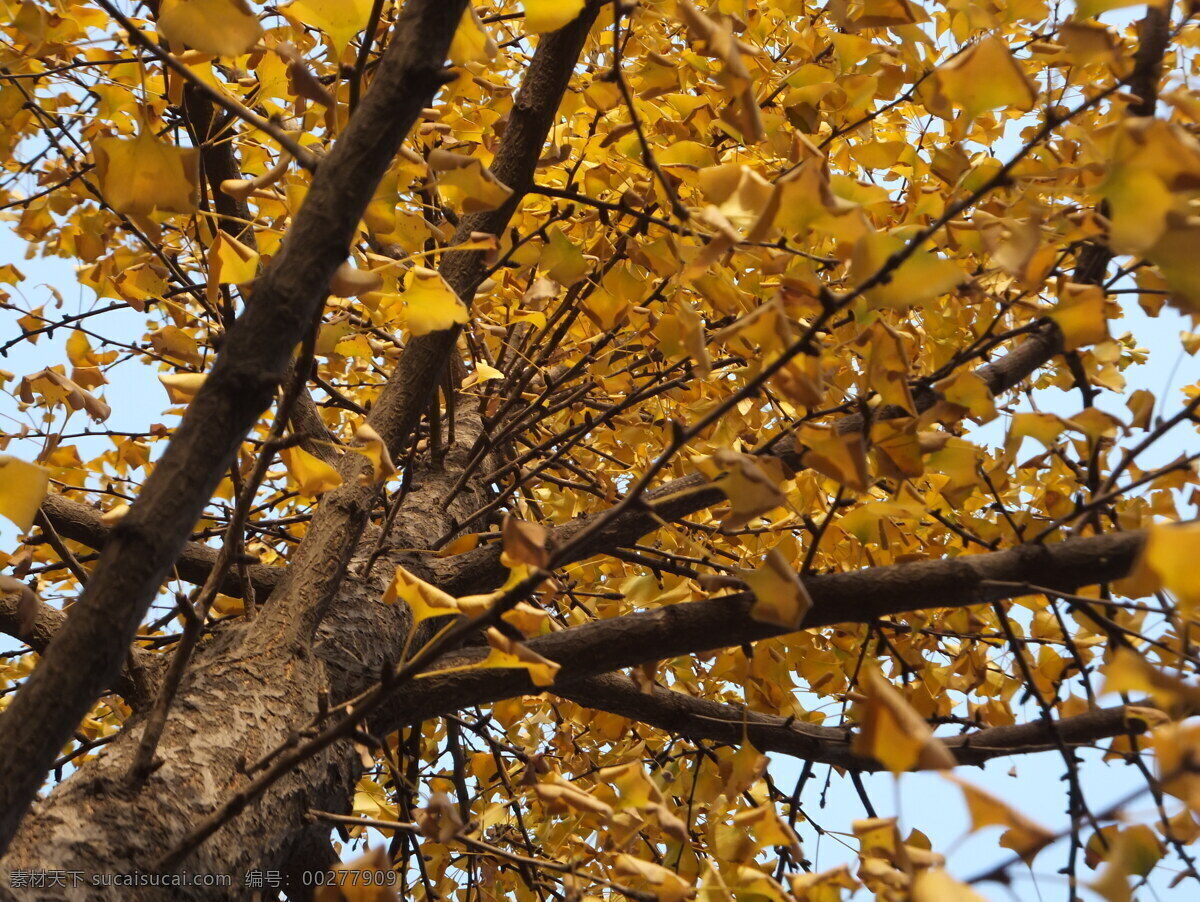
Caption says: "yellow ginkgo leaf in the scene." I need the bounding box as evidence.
[772,352,825,408]
[1141,215,1200,313]
[933,36,1037,121]
[353,779,399,821]
[603,761,659,809]
[535,773,614,817]
[501,601,550,638]
[427,149,513,213]
[1067,407,1122,442]
[211,232,258,285]
[384,564,462,621]
[676,302,712,379]
[613,854,694,902]
[601,761,689,840]
[854,0,930,28]
[741,546,812,630]
[925,436,982,508]
[329,261,382,298]
[539,226,588,286]
[850,230,964,310]
[675,0,764,144]
[206,231,259,303]
[1099,120,1200,255]
[93,133,200,216]
[461,362,504,389]
[1058,21,1123,68]
[871,418,924,479]
[100,503,130,526]
[159,372,207,403]
[0,455,50,533]
[351,422,396,485]
[911,869,988,902]
[730,805,802,855]
[1137,521,1200,617]
[658,140,717,170]
[449,7,497,65]
[1088,825,1167,902]
[944,774,1055,864]
[64,329,115,383]
[853,816,903,862]
[148,325,203,367]
[65,330,91,368]
[524,0,585,33]
[857,320,914,414]
[19,368,111,422]
[326,849,399,898]
[1049,282,1110,351]
[1005,412,1065,455]
[694,449,787,529]
[773,160,857,236]
[698,164,775,233]
[934,370,996,423]
[436,533,480,558]
[500,515,550,570]
[852,666,956,773]
[789,867,859,901]
[476,627,560,687]
[281,0,373,55]
[157,0,263,57]
[396,267,469,336]
[796,424,870,492]
[280,445,342,496]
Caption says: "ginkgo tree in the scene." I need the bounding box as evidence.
[0,0,1198,900]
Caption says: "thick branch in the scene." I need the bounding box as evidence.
[365,4,602,461]
[38,494,282,599]
[0,0,467,852]
[0,588,157,709]
[557,672,1161,771]
[382,530,1146,728]
[39,504,1144,747]
[256,4,601,644]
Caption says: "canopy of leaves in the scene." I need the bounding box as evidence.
[0,1,1199,901]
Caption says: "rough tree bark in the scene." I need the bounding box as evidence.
[0,0,470,852]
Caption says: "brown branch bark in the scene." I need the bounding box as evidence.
[182,80,339,464]
[556,672,1163,771]
[372,529,1147,733]
[38,494,282,599]
[0,587,158,710]
[364,3,604,463]
[252,4,602,649]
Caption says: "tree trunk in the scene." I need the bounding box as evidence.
[1,410,497,901]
